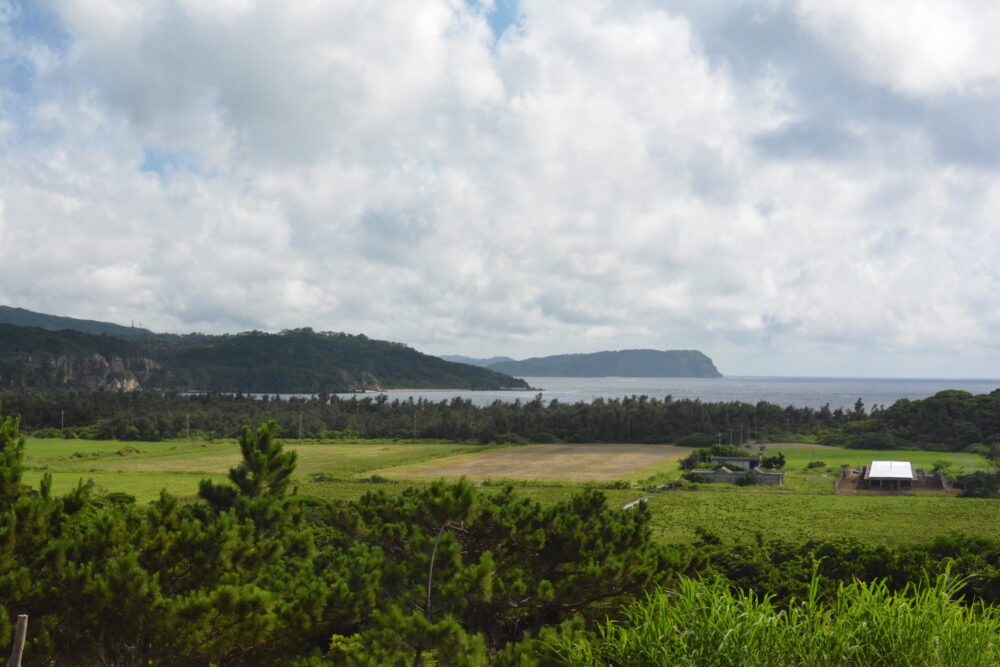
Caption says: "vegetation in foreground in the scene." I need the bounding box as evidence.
[4,411,1000,665]
[2,413,689,664]
[550,572,1000,667]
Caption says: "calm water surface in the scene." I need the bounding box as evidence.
[334,376,1000,411]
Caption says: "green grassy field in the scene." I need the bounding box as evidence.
[21,437,484,500]
[20,437,1000,546]
[643,490,1000,544]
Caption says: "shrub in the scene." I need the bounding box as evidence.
[806,461,826,469]
[762,452,786,469]
[495,432,529,445]
[548,569,1000,666]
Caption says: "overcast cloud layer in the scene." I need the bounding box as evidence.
[1,0,998,377]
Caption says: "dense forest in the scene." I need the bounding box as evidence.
[4,386,1000,453]
[0,324,528,393]
[2,388,859,444]
[3,412,1000,665]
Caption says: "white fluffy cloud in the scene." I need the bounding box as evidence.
[0,0,998,376]
[797,0,1000,97]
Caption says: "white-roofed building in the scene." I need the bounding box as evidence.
[860,460,916,490]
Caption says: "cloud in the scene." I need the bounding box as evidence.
[0,0,998,376]
[796,0,1000,97]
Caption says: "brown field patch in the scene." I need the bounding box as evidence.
[377,443,690,481]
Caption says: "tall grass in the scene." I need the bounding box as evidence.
[548,568,1000,666]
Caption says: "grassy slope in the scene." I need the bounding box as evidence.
[20,438,1000,546]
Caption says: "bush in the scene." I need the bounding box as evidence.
[548,569,1000,666]
[762,453,786,469]
[805,461,826,469]
[32,427,64,438]
[958,472,1000,498]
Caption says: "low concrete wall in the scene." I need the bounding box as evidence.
[690,466,784,486]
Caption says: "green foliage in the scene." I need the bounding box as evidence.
[549,569,1000,666]
[330,479,698,659]
[762,452,785,469]
[2,388,863,444]
[822,390,1000,452]
[0,324,528,393]
[0,411,24,502]
[958,471,1000,498]
[805,460,826,469]
[698,533,1000,606]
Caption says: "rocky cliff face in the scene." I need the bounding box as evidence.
[42,354,160,391]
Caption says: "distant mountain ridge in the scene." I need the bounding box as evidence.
[452,349,722,378]
[0,307,529,393]
[439,355,516,368]
[0,305,155,340]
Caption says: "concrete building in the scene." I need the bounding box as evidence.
[689,465,784,486]
[709,455,763,470]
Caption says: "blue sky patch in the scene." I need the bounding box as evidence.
[141,147,192,175]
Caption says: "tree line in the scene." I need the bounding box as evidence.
[6,386,1000,451]
[1,389,863,445]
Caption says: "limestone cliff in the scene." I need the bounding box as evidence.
[0,352,159,391]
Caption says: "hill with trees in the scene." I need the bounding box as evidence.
[0,305,156,340]
[439,354,516,367]
[487,349,723,378]
[0,322,529,393]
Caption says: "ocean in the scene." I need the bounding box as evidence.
[333,376,1000,410]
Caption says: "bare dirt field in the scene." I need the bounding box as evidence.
[376,443,690,481]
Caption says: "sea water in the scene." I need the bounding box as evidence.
[333,376,1000,410]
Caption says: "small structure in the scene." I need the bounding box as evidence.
[709,455,762,470]
[688,465,784,486]
[858,460,915,491]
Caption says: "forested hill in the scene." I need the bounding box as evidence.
[0,323,529,392]
[488,349,723,378]
[0,305,155,340]
[439,354,516,367]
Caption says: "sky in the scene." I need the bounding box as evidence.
[1,0,998,378]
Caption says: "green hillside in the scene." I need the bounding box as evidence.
[0,322,529,392]
[0,305,155,340]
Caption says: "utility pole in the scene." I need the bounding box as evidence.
[298,411,303,439]
[626,413,631,441]
[60,410,64,431]
[185,413,190,440]
[413,411,418,439]
[729,429,733,446]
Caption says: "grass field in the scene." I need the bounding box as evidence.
[21,438,483,500]
[19,437,1000,546]
[377,443,690,481]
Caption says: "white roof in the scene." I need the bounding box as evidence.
[868,461,914,480]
